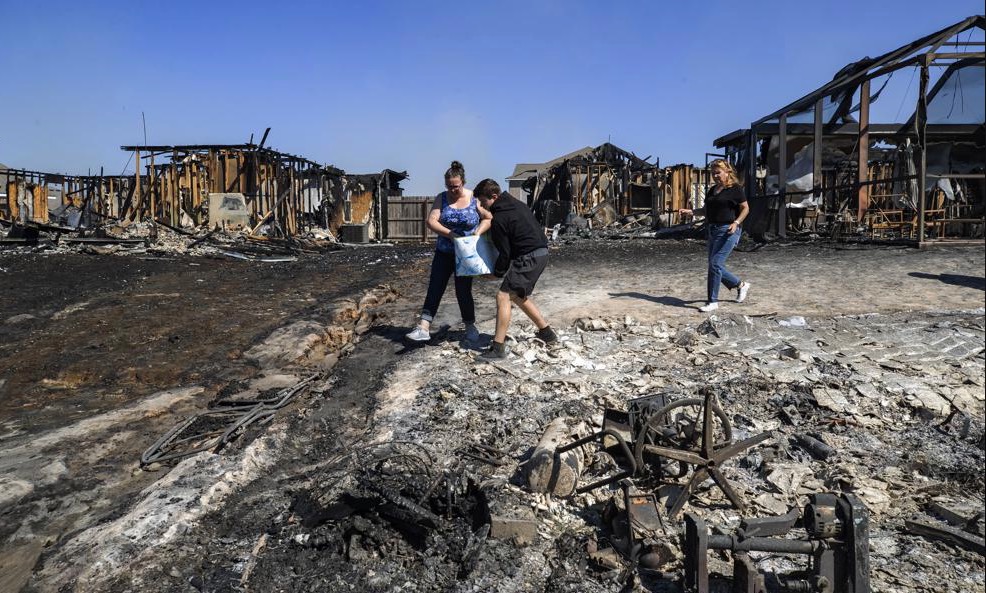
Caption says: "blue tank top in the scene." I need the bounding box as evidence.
[435,192,480,253]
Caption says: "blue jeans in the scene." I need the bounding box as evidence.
[707,224,742,303]
[421,250,475,324]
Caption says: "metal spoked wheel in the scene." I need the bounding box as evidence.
[633,397,733,478]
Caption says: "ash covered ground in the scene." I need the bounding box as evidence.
[1,238,984,593]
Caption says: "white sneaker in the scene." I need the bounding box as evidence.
[699,302,719,313]
[737,282,751,303]
[405,326,431,342]
[464,324,480,344]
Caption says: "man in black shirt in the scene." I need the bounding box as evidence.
[474,179,557,359]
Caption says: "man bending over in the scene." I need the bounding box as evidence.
[474,179,557,359]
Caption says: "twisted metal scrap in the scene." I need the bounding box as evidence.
[140,374,319,466]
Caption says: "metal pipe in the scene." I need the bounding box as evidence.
[707,534,820,554]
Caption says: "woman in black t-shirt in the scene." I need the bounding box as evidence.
[678,159,751,312]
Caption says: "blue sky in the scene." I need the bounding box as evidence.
[1,1,982,194]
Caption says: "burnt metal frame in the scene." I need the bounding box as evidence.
[683,493,870,593]
[140,374,318,467]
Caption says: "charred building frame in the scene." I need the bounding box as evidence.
[714,15,985,244]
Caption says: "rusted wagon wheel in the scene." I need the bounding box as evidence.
[633,397,732,478]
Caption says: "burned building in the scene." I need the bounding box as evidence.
[1,136,407,243]
[336,169,409,243]
[119,142,340,238]
[713,15,985,244]
[514,143,662,227]
[1,167,138,229]
[118,141,406,241]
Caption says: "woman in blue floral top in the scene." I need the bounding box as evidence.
[405,161,492,343]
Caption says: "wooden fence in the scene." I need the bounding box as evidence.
[387,196,435,242]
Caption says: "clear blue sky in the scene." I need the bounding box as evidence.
[1,1,982,194]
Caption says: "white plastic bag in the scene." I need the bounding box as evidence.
[453,234,498,276]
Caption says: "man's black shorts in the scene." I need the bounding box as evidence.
[500,248,548,299]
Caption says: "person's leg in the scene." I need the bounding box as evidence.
[453,273,480,343]
[419,251,454,330]
[513,294,558,343]
[493,289,513,344]
[452,274,475,325]
[706,226,728,303]
[512,294,547,329]
[717,229,742,291]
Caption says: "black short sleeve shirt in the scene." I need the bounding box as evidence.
[704,186,746,224]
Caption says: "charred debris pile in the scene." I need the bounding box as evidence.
[243,311,984,592]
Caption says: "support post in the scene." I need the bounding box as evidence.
[813,99,823,218]
[134,149,142,222]
[421,199,429,242]
[856,78,871,226]
[746,125,759,237]
[746,126,757,202]
[916,56,929,246]
[778,114,787,238]
[99,167,106,222]
[149,153,156,222]
[171,150,179,226]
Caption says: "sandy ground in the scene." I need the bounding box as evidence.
[0,237,983,593]
[424,239,986,331]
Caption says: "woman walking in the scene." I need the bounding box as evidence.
[678,159,751,312]
[405,161,491,342]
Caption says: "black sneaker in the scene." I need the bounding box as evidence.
[480,341,507,360]
[535,326,558,344]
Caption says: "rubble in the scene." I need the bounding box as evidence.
[216,307,983,592]
[2,236,983,592]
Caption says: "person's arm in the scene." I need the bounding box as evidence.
[678,207,705,218]
[728,201,749,234]
[491,220,511,277]
[474,203,492,236]
[425,194,459,238]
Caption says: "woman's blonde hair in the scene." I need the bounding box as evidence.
[710,159,741,188]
